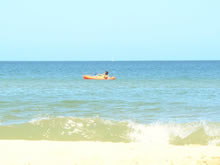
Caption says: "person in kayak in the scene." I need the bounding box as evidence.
[96,71,109,79]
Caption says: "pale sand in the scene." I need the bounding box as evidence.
[0,140,220,165]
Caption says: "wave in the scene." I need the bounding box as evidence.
[0,117,220,146]
[129,121,220,146]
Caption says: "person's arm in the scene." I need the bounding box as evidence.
[96,73,104,76]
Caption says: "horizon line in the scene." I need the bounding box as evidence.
[0,60,220,62]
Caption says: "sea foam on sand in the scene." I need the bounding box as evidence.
[0,140,220,165]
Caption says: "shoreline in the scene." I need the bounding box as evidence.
[1,140,220,165]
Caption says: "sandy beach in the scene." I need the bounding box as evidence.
[0,140,220,165]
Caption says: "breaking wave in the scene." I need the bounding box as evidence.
[0,117,220,146]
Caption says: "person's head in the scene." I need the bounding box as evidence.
[105,71,108,75]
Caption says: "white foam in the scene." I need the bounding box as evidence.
[128,122,171,144]
[29,117,50,124]
[127,121,220,145]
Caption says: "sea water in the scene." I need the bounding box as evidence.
[0,61,220,145]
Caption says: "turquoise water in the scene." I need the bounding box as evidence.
[0,61,220,145]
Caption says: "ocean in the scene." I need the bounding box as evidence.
[0,61,220,145]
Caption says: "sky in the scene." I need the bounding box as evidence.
[0,0,220,61]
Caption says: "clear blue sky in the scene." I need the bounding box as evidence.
[0,0,219,61]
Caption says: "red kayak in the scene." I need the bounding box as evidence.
[83,75,116,80]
